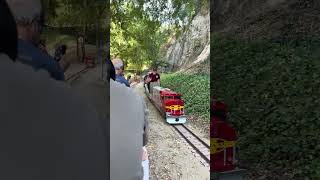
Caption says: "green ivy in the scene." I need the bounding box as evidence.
[161,73,210,120]
[211,35,320,178]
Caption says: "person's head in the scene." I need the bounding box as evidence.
[0,0,18,60]
[61,44,67,55]
[39,39,46,46]
[6,0,44,45]
[152,67,157,72]
[112,58,125,75]
[134,76,140,82]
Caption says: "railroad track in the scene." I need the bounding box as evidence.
[66,67,89,82]
[173,124,210,164]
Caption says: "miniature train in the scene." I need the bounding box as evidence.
[144,82,186,124]
[210,98,246,180]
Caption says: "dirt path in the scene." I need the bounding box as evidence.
[134,83,209,180]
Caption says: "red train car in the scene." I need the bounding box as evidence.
[210,99,246,179]
[145,83,186,124]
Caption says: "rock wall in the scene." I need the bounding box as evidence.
[163,8,210,73]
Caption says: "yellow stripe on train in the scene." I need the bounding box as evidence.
[211,138,235,154]
[165,105,184,111]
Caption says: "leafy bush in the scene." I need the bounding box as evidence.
[161,73,210,120]
[211,35,320,178]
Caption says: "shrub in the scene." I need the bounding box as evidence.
[161,73,210,120]
[211,35,320,178]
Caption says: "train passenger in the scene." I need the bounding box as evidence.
[0,2,107,179]
[127,75,132,82]
[6,0,65,81]
[111,58,130,87]
[110,78,145,180]
[54,44,67,62]
[54,44,70,72]
[144,73,152,93]
[130,75,141,88]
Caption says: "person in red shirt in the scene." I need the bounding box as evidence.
[148,67,160,83]
[146,67,160,93]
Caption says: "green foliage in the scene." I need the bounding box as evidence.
[111,0,169,71]
[211,34,320,178]
[44,0,108,40]
[110,0,203,71]
[42,0,59,22]
[161,73,210,120]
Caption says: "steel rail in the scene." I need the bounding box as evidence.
[66,67,89,81]
[173,124,210,164]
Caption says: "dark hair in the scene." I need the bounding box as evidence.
[0,0,18,60]
[61,45,67,55]
[106,59,115,81]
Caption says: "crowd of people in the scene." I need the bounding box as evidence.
[0,0,149,179]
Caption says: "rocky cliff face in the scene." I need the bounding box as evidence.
[162,8,210,73]
[211,0,320,40]
[162,0,320,72]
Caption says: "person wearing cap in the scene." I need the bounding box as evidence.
[0,1,107,179]
[6,0,65,81]
[111,58,130,87]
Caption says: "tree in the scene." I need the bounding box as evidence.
[110,0,200,72]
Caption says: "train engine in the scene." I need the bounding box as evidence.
[210,98,246,179]
[146,83,186,124]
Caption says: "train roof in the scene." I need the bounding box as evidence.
[153,86,181,96]
[161,91,181,96]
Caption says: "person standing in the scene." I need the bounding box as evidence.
[148,67,160,93]
[149,67,160,83]
[6,0,65,81]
